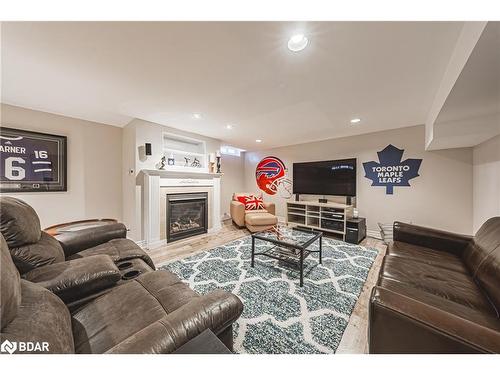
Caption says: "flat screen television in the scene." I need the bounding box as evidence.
[293,158,357,196]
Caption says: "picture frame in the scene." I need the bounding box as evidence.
[0,127,67,192]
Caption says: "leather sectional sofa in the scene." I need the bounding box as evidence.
[369,218,500,353]
[0,197,244,353]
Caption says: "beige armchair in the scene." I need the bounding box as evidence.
[230,193,278,232]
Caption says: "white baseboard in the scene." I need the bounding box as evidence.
[208,225,222,234]
[135,239,166,250]
[136,224,222,250]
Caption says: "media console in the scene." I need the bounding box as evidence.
[285,200,353,241]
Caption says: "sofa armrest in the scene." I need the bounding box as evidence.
[23,254,121,303]
[369,286,500,353]
[393,221,472,256]
[105,289,243,354]
[53,223,127,257]
[230,200,245,227]
[263,202,275,215]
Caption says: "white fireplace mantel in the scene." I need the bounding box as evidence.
[141,169,223,248]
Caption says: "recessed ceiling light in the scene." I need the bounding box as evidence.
[350,118,361,124]
[255,139,262,143]
[225,124,234,130]
[192,113,202,119]
[287,34,308,52]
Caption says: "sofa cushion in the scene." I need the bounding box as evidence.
[1,234,21,330]
[233,192,261,200]
[387,241,467,273]
[9,231,65,274]
[71,270,199,353]
[379,256,496,315]
[245,209,268,214]
[236,194,265,210]
[0,196,41,248]
[105,289,243,353]
[462,217,500,276]
[461,217,500,312]
[245,212,278,226]
[474,245,500,312]
[1,280,74,353]
[23,255,121,304]
[67,238,155,269]
[378,278,500,328]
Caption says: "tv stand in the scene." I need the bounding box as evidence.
[285,200,353,241]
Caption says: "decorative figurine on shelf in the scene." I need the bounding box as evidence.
[208,153,216,173]
[157,156,166,170]
[167,153,175,166]
[191,157,201,168]
[184,157,190,167]
[216,150,221,173]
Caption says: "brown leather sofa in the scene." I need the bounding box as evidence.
[369,218,500,353]
[0,232,244,353]
[230,192,277,232]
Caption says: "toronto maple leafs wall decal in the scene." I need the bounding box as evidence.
[362,144,422,195]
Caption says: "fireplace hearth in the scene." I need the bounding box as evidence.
[166,192,208,242]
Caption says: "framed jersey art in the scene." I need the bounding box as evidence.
[0,127,67,192]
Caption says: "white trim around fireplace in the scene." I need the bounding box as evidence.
[141,169,223,248]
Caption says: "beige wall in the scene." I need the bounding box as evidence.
[1,104,123,228]
[220,153,245,218]
[472,134,500,232]
[3,103,478,239]
[244,125,474,235]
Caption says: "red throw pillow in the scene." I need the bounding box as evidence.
[236,195,264,210]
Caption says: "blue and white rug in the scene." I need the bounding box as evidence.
[161,236,378,354]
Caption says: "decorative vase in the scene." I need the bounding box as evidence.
[167,153,175,166]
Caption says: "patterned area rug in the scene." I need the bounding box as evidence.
[160,235,378,354]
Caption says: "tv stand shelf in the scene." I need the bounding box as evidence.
[286,200,353,240]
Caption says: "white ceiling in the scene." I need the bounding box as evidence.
[430,22,500,149]
[1,21,465,150]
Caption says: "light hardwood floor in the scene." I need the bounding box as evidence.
[149,220,387,354]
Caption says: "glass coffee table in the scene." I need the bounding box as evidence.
[251,225,322,286]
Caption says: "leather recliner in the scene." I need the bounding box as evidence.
[0,196,158,308]
[0,196,154,273]
[0,233,244,353]
[369,218,500,353]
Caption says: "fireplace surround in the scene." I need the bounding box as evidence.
[166,192,208,242]
[141,169,222,247]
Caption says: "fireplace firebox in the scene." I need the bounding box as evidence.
[166,192,208,242]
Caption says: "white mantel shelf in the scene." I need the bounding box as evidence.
[141,169,223,179]
[141,168,222,249]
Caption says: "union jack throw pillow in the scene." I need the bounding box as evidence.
[236,194,265,210]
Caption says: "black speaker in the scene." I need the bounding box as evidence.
[145,143,152,156]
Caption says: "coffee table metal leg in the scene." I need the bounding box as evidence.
[319,235,323,264]
[251,236,255,267]
[299,248,304,287]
